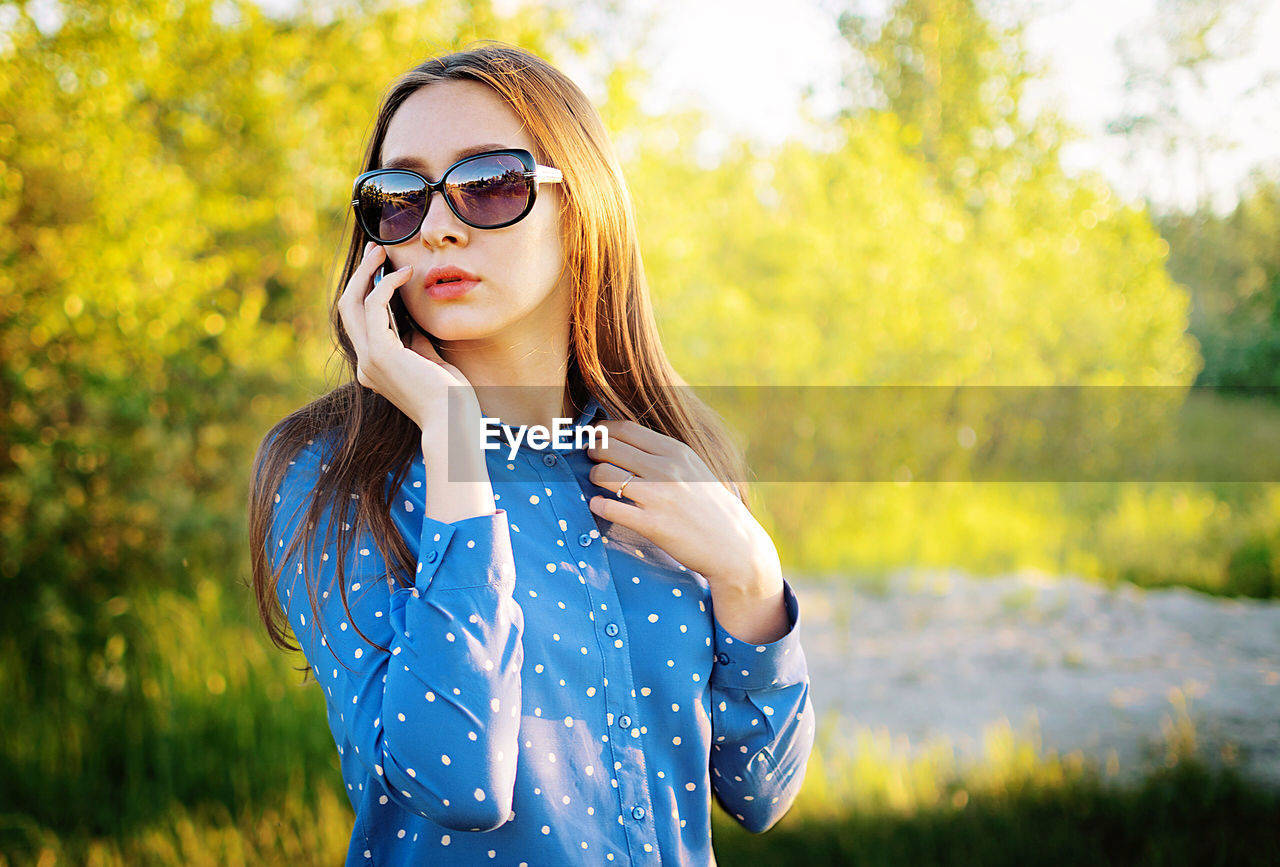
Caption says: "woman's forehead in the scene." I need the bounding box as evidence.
[380,81,535,173]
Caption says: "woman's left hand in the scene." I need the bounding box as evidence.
[585,419,782,598]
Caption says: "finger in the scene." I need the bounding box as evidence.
[586,435,657,477]
[345,241,385,306]
[364,265,414,354]
[357,240,387,284]
[339,242,386,355]
[587,493,647,529]
[595,418,672,456]
[589,462,646,502]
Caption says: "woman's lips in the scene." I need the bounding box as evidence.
[426,279,478,300]
[421,265,480,300]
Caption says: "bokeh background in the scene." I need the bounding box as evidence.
[2,0,1279,863]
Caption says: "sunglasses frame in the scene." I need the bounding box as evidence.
[350,148,564,242]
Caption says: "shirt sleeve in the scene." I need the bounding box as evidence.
[707,579,814,833]
[267,438,525,832]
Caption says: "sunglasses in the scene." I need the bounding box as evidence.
[351,148,564,243]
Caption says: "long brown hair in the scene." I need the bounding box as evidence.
[248,42,749,672]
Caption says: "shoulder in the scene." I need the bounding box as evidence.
[258,413,344,477]
[254,422,347,530]
[277,431,346,500]
[254,386,359,487]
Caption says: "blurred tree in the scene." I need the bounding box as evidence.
[1108,0,1271,212]
[0,0,574,831]
[629,0,1199,390]
[1101,0,1278,392]
[0,0,573,647]
[610,0,1202,553]
[625,1,1197,439]
[835,0,1048,202]
[1160,178,1280,393]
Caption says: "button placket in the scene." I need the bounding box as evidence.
[507,431,668,857]
[544,446,658,861]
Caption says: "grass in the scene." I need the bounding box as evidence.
[0,783,353,866]
[4,395,1279,864]
[4,694,1275,865]
[711,758,1280,866]
[714,685,1280,865]
[2,573,1276,865]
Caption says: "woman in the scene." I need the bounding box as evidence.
[249,42,814,865]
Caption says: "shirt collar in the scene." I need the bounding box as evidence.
[574,395,611,428]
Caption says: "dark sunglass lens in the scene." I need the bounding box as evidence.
[444,154,531,227]
[356,172,426,241]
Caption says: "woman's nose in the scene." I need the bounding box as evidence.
[418,192,469,247]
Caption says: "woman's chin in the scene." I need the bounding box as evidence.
[414,314,502,344]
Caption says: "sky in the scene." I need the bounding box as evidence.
[550,0,1280,214]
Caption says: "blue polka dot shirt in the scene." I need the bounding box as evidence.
[267,397,815,865]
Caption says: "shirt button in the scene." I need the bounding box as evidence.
[425,550,440,565]
[605,622,620,637]
[577,532,592,547]
[715,652,730,665]
[542,453,558,467]
[618,715,632,729]
[631,805,646,820]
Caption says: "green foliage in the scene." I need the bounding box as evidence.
[0,0,574,840]
[616,0,1240,596]
[629,0,1197,390]
[1,0,1277,860]
[710,760,1280,866]
[0,576,349,857]
[741,390,1280,596]
[0,0,572,659]
[1160,179,1280,392]
[837,0,1046,198]
[640,115,1196,388]
[0,578,338,839]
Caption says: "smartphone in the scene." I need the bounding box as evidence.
[374,262,410,345]
[375,261,441,354]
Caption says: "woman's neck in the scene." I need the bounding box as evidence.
[436,319,577,431]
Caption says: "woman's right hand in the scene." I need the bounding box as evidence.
[338,241,480,431]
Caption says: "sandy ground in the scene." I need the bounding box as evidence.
[794,569,1280,788]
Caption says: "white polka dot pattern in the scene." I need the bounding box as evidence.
[262,399,813,862]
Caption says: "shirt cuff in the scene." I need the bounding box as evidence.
[415,509,516,591]
[710,579,807,690]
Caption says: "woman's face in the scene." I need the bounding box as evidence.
[377,80,569,346]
